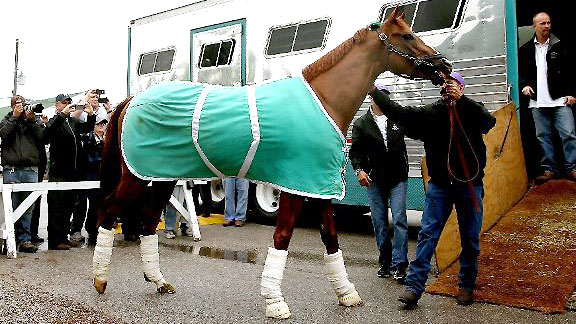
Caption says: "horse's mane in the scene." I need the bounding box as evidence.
[302,27,369,83]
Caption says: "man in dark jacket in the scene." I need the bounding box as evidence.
[370,72,496,307]
[44,93,96,250]
[0,95,44,253]
[518,12,576,183]
[349,81,409,283]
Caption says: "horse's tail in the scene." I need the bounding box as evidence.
[99,97,132,198]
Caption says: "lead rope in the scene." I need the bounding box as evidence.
[447,100,481,212]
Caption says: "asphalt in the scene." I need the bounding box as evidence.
[1,217,575,323]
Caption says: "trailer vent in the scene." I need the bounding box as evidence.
[266,19,330,56]
[380,0,464,33]
[138,48,176,75]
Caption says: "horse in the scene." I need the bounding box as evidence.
[92,8,450,319]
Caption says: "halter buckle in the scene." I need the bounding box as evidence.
[378,33,388,42]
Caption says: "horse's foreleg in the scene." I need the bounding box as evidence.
[261,192,304,319]
[318,200,364,307]
[140,181,176,294]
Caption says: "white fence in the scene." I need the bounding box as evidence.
[0,180,199,258]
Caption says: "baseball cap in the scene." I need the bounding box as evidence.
[55,94,72,102]
[448,72,465,86]
[96,115,109,125]
[374,79,390,92]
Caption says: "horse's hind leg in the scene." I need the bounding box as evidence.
[317,199,363,307]
[93,170,150,294]
[140,180,177,294]
[261,192,304,319]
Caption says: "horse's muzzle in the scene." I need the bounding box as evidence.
[413,54,452,86]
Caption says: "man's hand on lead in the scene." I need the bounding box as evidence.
[522,86,535,96]
[564,95,576,106]
[356,170,372,187]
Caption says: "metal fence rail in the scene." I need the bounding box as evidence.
[0,180,199,258]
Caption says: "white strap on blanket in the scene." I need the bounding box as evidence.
[93,226,115,281]
[237,85,261,178]
[140,234,166,287]
[324,249,355,296]
[192,85,225,178]
[261,247,288,303]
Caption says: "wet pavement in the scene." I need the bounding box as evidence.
[1,213,575,323]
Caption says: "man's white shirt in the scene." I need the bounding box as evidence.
[529,37,565,108]
[371,107,388,147]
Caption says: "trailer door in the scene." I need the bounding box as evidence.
[190,19,246,86]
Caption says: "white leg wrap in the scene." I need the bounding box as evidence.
[324,249,363,306]
[261,247,291,319]
[92,227,115,282]
[140,234,166,288]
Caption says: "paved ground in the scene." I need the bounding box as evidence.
[1,214,575,323]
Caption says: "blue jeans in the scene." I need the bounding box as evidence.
[367,180,408,270]
[224,178,249,221]
[2,167,39,243]
[531,106,576,173]
[405,182,483,296]
[164,186,184,232]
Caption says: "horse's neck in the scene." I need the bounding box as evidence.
[309,47,384,134]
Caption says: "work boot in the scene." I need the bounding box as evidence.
[31,235,44,244]
[398,290,420,307]
[377,265,391,278]
[534,171,555,185]
[222,220,235,227]
[18,241,38,253]
[456,289,474,306]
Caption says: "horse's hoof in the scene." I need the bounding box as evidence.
[93,278,107,294]
[193,237,201,242]
[265,300,291,319]
[338,290,364,307]
[157,282,176,294]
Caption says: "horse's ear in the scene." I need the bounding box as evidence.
[389,7,399,20]
[398,12,406,20]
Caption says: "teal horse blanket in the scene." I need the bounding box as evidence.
[122,77,346,199]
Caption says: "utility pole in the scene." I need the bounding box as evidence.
[13,39,19,96]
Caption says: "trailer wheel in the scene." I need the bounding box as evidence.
[210,180,226,212]
[251,183,280,223]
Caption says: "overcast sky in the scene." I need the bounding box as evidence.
[0,0,194,105]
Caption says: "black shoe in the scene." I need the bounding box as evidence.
[392,268,407,284]
[31,235,44,244]
[456,289,474,306]
[48,243,71,250]
[398,290,420,307]
[377,265,391,278]
[18,241,38,253]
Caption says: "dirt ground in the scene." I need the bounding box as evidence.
[427,179,576,314]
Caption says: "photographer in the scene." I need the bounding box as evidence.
[44,92,96,250]
[0,95,45,253]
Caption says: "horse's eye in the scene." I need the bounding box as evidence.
[402,34,415,41]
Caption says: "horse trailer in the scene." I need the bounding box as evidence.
[127,0,566,223]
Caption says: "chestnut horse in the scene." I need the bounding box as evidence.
[92,9,450,319]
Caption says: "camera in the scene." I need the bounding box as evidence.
[24,103,44,114]
[98,97,109,103]
[94,89,105,95]
[74,103,86,110]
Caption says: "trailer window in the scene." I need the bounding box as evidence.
[266,19,330,56]
[381,0,463,33]
[199,39,236,68]
[137,49,175,75]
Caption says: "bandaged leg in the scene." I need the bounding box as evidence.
[140,234,175,294]
[261,247,291,319]
[92,226,115,294]
[324,249,363,306]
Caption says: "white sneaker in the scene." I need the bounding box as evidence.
[164,231,176,239]
[70,231,85,243]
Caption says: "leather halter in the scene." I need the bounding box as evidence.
[369,22,447,83]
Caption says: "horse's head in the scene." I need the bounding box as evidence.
[369,8,452,85]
